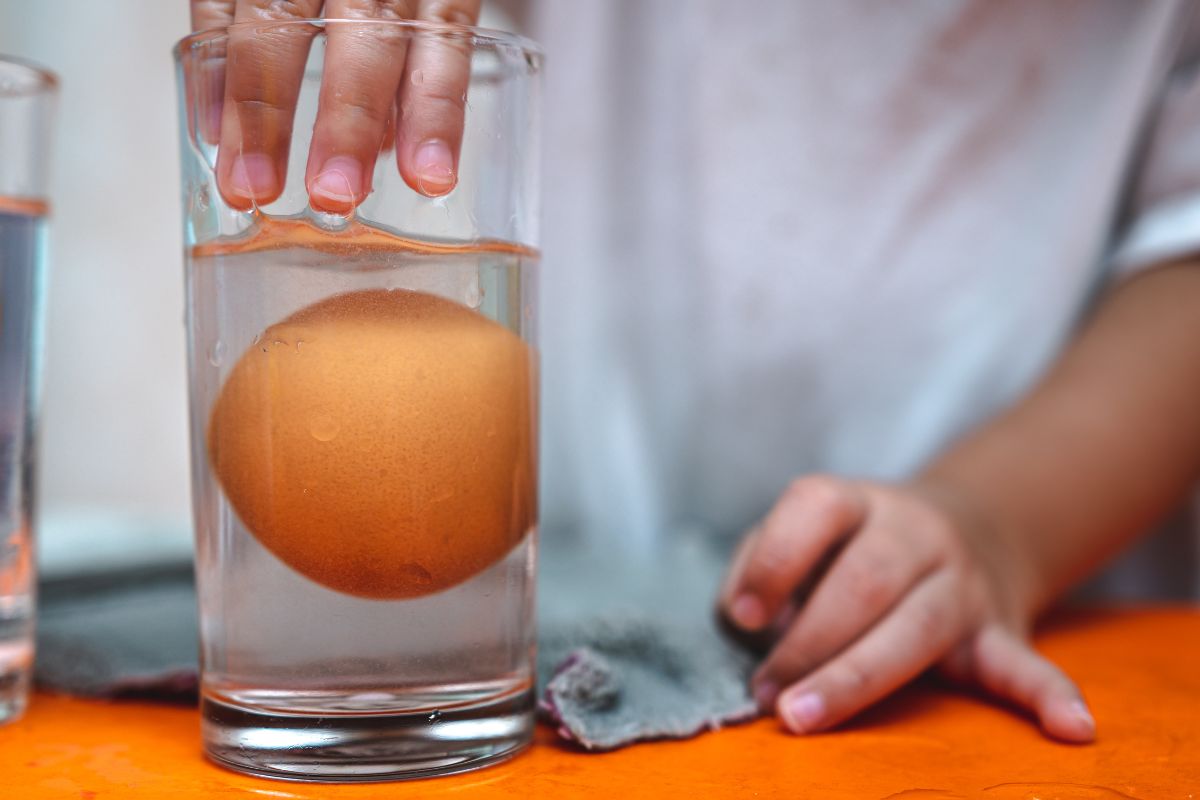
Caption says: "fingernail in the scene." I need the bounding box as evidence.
[413,139,455,195]
[309,155,364,212]
[1070,700,1095,733]
[752,679,779,711]
[781,691,825,734]
[228,153,278,204]
[729,594,767,631]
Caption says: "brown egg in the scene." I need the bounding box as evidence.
[207,288,536,600]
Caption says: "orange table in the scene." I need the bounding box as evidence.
[2,607,1197,799]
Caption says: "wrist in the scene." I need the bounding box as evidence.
[909,471,1045,625]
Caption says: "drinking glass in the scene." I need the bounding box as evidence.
[0,56,55,725]
[175,19,540,781]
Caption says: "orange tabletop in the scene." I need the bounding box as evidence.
[1,607,1197,799]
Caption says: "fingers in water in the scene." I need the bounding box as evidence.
[305,0,416,213]
[395,0,482,196]
[215,0,324,210]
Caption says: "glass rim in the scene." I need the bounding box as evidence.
[0,55,59,98]
[174,18,542,60]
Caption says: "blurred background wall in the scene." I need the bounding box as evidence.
[1,2,193,571]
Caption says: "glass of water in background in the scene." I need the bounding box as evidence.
[176,20,540,781]
[0,56,55,724]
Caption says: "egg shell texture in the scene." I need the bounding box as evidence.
[207,288,536,599]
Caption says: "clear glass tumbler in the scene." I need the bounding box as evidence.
[175,20,540,781]
[0,56,55,725]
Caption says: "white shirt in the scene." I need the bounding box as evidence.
[521,0,1200,595]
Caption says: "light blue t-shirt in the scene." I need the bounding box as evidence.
[523,0,1200,597]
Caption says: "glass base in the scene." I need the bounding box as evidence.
[0,632,33,725]
[0,664,30,724]
[201,687,535,782]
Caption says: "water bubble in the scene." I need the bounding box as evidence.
[400,563,433,585]
[312,209,350,230]
[308,413,341,442]
[207,340,226,367]
[464,283,482,308]
[410,69,425,86]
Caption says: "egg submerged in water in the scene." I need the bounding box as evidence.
[207,288,536,600]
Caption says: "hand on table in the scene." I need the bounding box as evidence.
[190,0,481,212]
[720,476,1097,743]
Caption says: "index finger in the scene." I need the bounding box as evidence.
[721,477,867,632]
[215,0,323,211]
[304,0,417,213]
[774,571,964,734]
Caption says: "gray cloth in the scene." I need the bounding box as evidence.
[35,533,759,749]
[535,535,759,749]
[36,564,199,699]
[538,619,757,750]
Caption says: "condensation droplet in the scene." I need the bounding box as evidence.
[464,283,482,308]
[207,340,226,367]
[308,413,341,442]
[399,562,432,585]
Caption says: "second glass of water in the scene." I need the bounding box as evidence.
[0,56,55,725]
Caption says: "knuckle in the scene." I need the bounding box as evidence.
[846,566,893,612]
[337,0,416,20]
[232,96,287,119]
[192,0,235,27]
[418,85,467,111]
[765,652,810,686]
[835,659,871,694]
[421,0,477,26]
[911,601,951,645]
[785,475,859,518]
[250,0,321,20]
[332,90,392,126]
[402,89,466,132]
[746,546,791,590]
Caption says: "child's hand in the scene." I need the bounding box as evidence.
[720,476,1097,743]
[191,0,481,211]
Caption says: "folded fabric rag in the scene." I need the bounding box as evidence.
[35,533,760,749]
